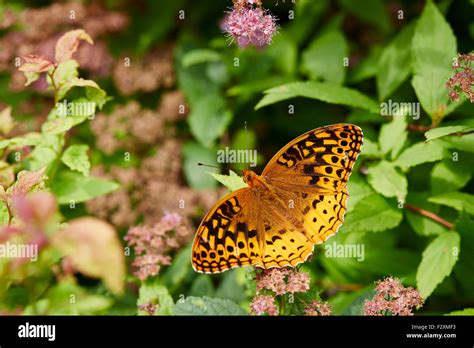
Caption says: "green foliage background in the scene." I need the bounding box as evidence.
[0,0,473,315]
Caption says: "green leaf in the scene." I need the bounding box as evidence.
[301,30,348,84]
[25,146,57,171]
[437,133,474,153]
[227,76,291,97]
[188,95,232,147]
[182,49,221,68]
[367,160,407,201]
[411,0,457,120]
[266,33,298,76]
[345,174,374,212]
[378,116,407,157]
[342,193,403,233]
[430,159,472,195]
[161,244,193,292]
[0,200,9,226]
[61,144,90,176]
[23,71,40,87]
[360,138,381,158]
[425,125,473,141]
[255,81,379,113]
[429,192,474,215]
[394,141,446,170]
[446,308,474,316]
[42,117,74,135]
[173,296,247,316]
[182,142,218,189]
[50,170,119,204]
[453,213,474,295]
[207,171,246,192]
[348,48,381,84]
[286,0,329,45]
[406,191,449,236]
[50,60,79,101]
[0,132,42,150]
[85,85,109,110]
[137,283,174,315]
[214,268,247,303]
[24,279,112,315]
[377,23,415,100]
[189,275,215,298]
[416,232,460,299]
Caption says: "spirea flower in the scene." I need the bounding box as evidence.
[304,300,332,316]
[446,52,473,102]
[364,277,424,316]
[256,268,310,295]
[250,295,278,316]
[124,212,190,280]
[221,3,278,48]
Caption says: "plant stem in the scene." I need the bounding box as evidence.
[47,66,59,104]
[278,295,286,316]
[407,124,433,132]
[404,203,454,230]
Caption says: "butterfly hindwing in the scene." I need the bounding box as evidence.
[191,188,263,273]
[259,201,314,268]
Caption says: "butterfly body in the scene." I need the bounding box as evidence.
[192,124,363,274]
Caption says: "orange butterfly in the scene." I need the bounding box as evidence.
[191,124,363,274]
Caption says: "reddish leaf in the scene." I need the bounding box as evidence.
[52,217,125,295]
[19,54,54,73]
[55,29,94,63]
[8,167,47,196]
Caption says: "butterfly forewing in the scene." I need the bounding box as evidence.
[262,124,363,194]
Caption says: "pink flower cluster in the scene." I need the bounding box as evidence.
[124,212,189,280]
[250,268,310,316]
[221,0,278,48]
[446,52,473,102]
[250,295,278,316]
[304,300,332,316]
[364,277,424,316]
[256,268,310,295]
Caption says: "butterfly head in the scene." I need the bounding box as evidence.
[242,169,258,187]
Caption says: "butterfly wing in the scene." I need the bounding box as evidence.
[259,124,363,261]
[191,188,264,273]
[262,124,363,195]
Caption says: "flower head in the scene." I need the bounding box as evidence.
[250,295,278,316]
[124,212,190,280]
[256,268,310,295]
[446,52,474,102]
[221,3,277,48]
[304,300,332,316]
[364,277,424,316]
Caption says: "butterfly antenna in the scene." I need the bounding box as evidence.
[197,163,221,170]
[244,120,249,171]
[197,163,243,175]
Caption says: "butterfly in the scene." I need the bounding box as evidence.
[191,124,363,274]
